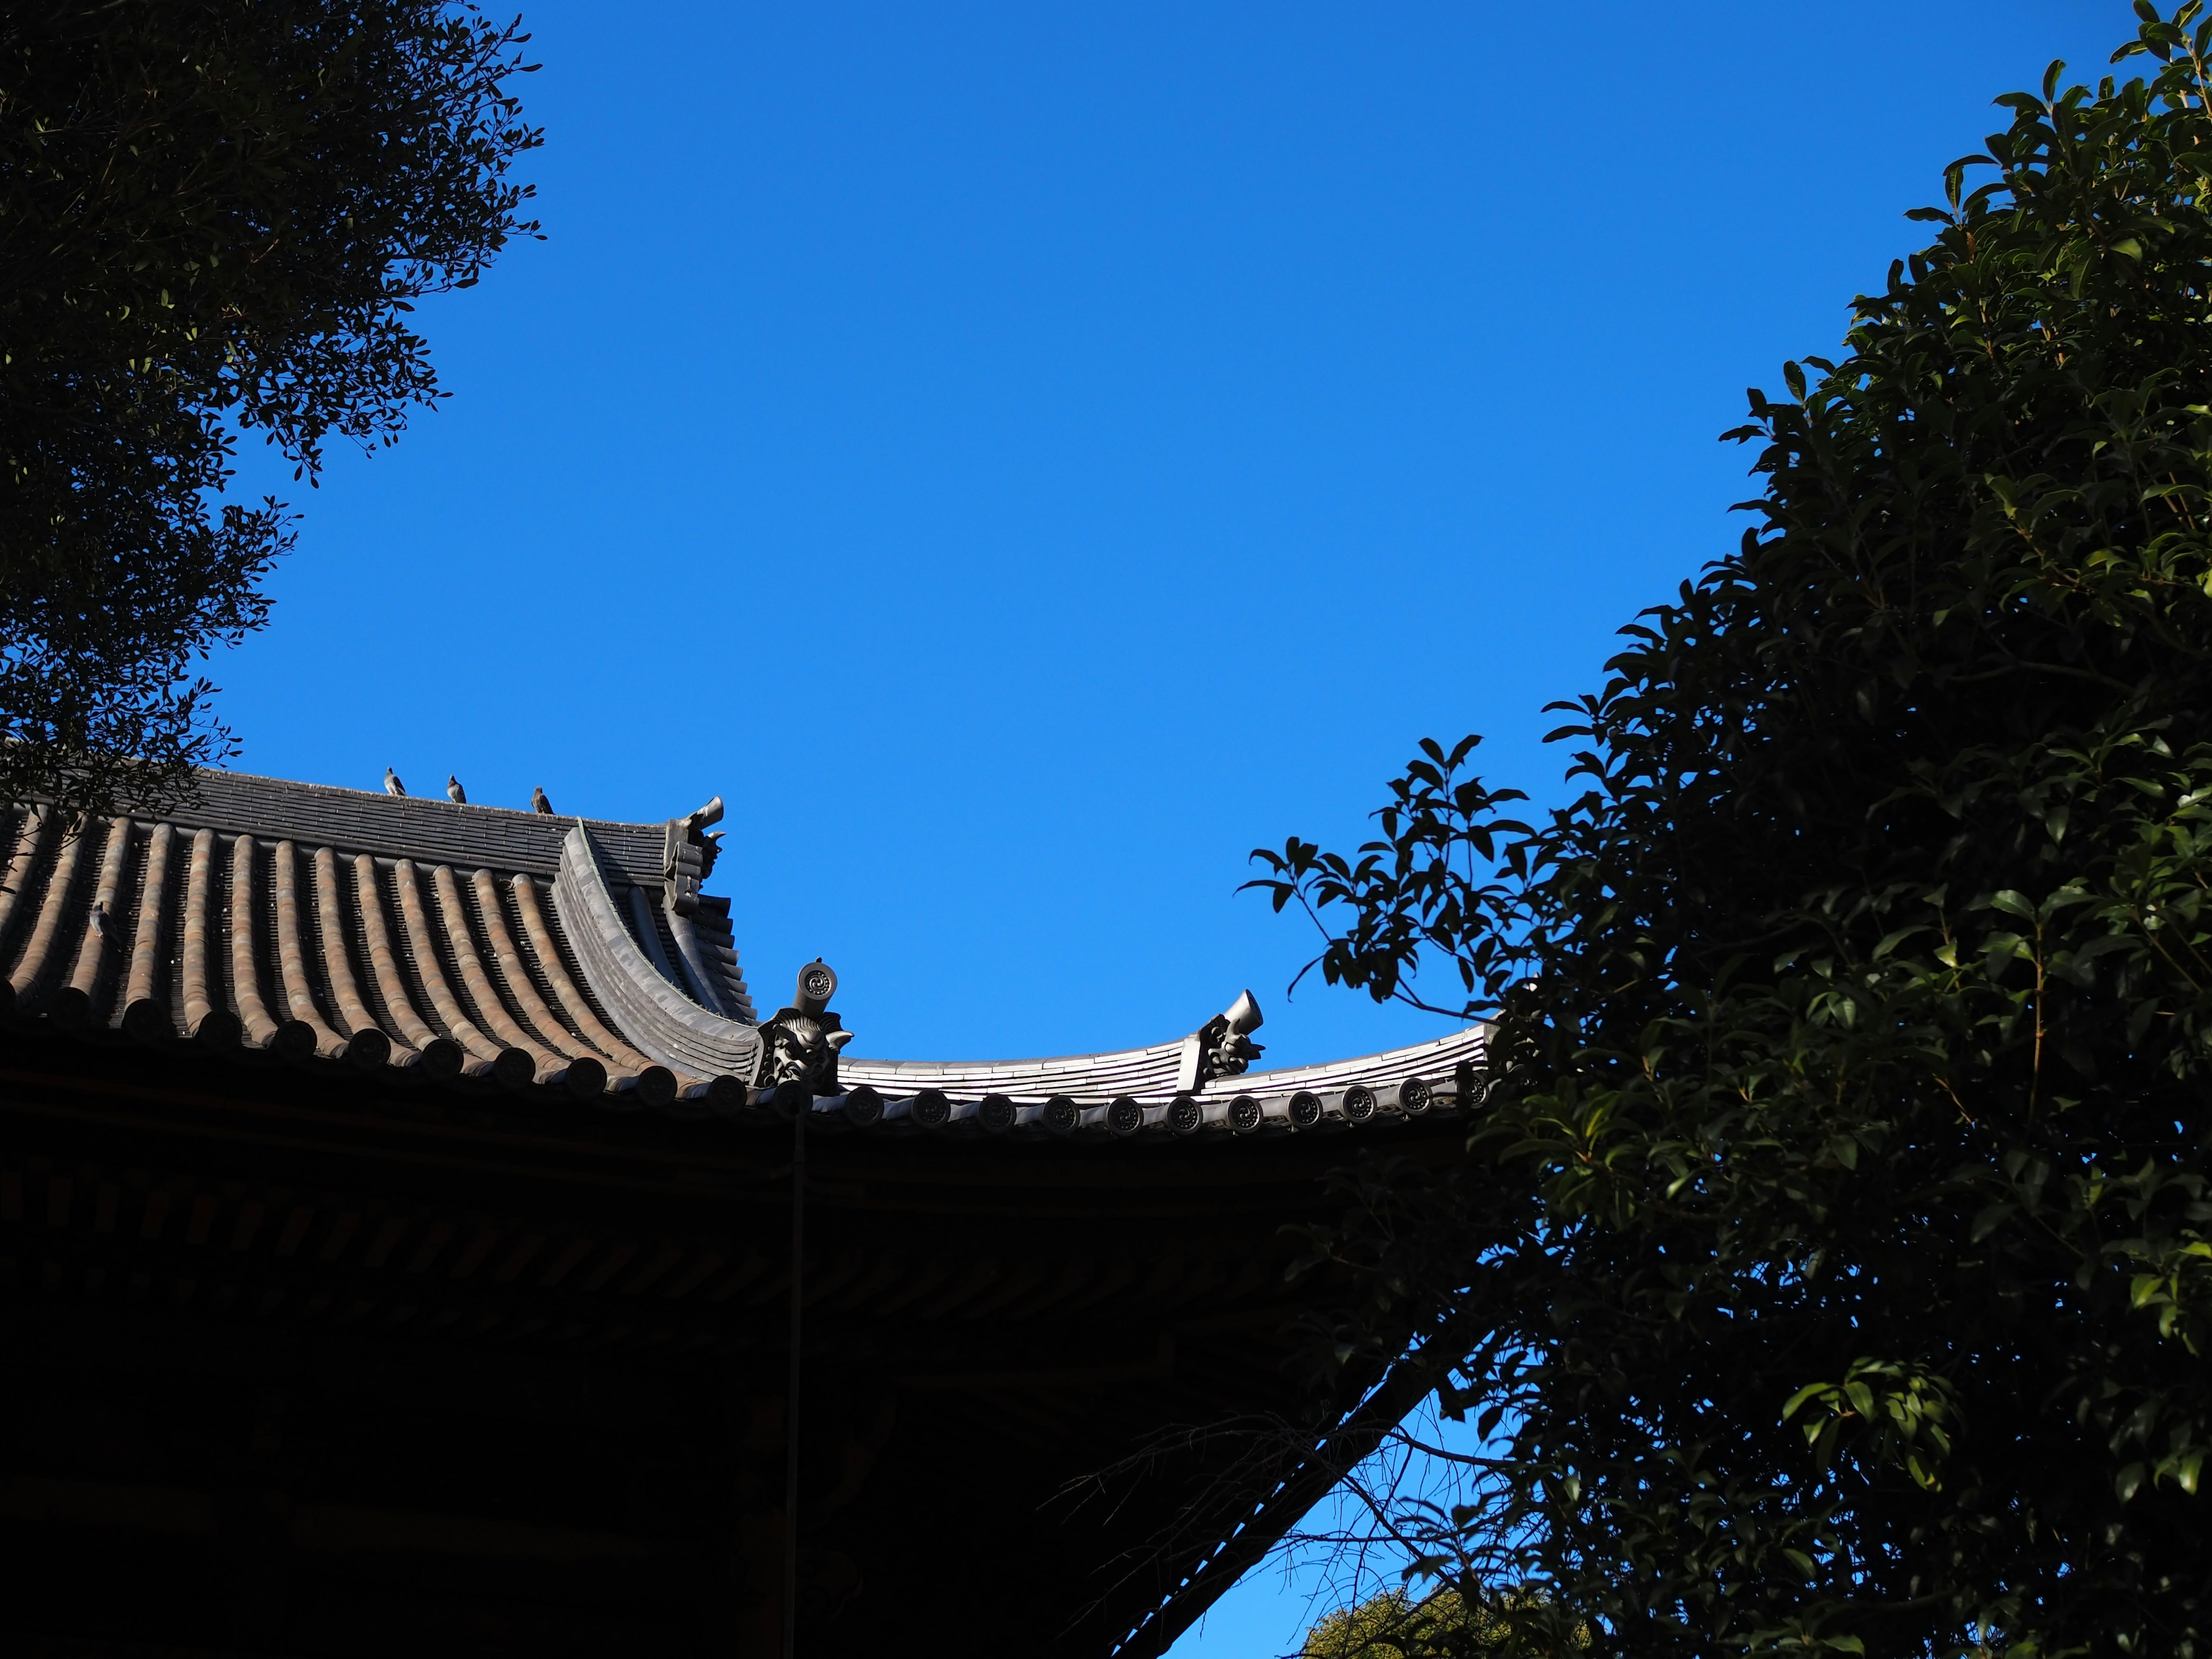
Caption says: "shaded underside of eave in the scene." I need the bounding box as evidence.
[0,1063,1351,1346]
[0,1052,1389,1658]
[0,1044,1379,1492]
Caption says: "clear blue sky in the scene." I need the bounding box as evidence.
[215,3,2124,1647]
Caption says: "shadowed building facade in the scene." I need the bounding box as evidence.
[0,774,1482,1656]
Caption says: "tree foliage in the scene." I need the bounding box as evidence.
[0,1,540,812]
[1302,1586,1582,1658]
[1302,1588,1496,1658]
[1256,9,2212,1654]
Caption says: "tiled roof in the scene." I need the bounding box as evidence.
[0,773,1489,1138]
[152,766,668,880]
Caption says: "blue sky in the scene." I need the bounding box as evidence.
[215,3,2125,1647]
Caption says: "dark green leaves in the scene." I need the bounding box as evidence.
[0,2,541,814]
[1270,7,2212,1654]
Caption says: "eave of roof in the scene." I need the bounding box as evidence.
[0,776,1491,1146]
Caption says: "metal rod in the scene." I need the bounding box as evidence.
[782,1100,805,1659]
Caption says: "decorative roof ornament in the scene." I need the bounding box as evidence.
[650,793,750,1021]
[754,960,853,1096]
[1175,989,1265,1092]
[662,795,724,918]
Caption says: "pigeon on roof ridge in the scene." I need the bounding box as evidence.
[384,767,406,798]
[447,775,467,804]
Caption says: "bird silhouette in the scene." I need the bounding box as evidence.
[446,775,467,804]
[531,786,554,815]
[384,767,406,797]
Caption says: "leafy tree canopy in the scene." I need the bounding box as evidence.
[1301,1586,1582,1658]
[1302,1588,1492,1658]
[1258,7,2212,1654]
[0,1,540,813]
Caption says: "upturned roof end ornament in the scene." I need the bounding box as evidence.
[1176,990,1264,1093]
[662,796,724,918]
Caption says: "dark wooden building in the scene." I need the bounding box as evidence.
[0,774,1482,1656]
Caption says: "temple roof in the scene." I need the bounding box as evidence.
[0,771,1487,1137]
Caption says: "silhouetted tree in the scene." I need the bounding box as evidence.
[1259,8,2212,1653]
[0,1,540,812]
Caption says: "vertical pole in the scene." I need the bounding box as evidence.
[782,1100,805,1659]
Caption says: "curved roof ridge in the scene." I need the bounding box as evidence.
[551,824,762,1084]
[1208,1022,1488,1093]
[839,1022,1488,1104]
[841,1039,1183,1074]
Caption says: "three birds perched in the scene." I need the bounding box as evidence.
[382,768,555,815]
